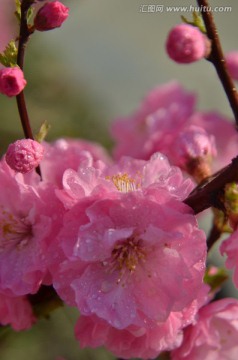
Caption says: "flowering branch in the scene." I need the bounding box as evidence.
[16,0,34,140]
[196,0,238,127]
[182,1,238,222]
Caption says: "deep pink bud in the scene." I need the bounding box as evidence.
[0,67,27,97]
[172,125,217,181]
[173,125,217,168]
[5,139,44,173]
[166,24,210,64]
[225,51,238,81]
[34,1,69,31]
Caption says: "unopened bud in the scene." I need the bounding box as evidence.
[166,24,211,64]
[0,67,27,97]
[173,125,216,181]
[34,1,69,32]
[5,139,44,174]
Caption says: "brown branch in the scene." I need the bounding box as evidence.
[16,92,34,139]
[16,0,34,140]
[16,1,42,176]
[207,222,222,251]
[197,0,238,127]
[184,156,238,213]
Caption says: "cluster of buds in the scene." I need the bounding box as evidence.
[0,1,69,97]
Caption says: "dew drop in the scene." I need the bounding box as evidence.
[101,280,112,293]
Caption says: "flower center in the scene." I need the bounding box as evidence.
[106,173,141,192]
[105,237,146,284]
[0,211,33,252]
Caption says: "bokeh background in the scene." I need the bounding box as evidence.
[0,0,238,359]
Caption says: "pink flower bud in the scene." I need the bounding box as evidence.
[172,125,217,181]
[166,24,210,64]
[225,51,238,81]
[0,67,27,97]
[34,1,69,32]
[5,139,44,174]
[173,125,217,168]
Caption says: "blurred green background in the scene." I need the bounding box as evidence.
[1,0,238,359]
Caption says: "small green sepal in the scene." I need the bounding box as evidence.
[14,0,21,23]
[181,11,206,34]
[27,6,35,26]
[0,41,18,67]
[35,121,51,143]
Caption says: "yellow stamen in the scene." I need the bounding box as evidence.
[106,173,141,192]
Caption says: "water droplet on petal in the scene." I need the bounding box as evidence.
[101,280,113,293]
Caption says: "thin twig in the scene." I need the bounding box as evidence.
[207,222,222,251]
[184,156,238,213]
[16,1,41,176]
[197,0,238,127]
[16,0,34,140]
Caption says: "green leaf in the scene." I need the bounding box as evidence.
[192,11,206,34]
[0,41,18,67]
[181,15,193,25]
[27,6,35,25]
[181,11,206,34]
[14,0,21,23]
[35,121,51,142]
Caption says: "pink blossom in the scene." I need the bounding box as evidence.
[0,293,35,331]
[74,197,205,327]
[166,24,210,64]
[111,82,238,173]
[220,230,238,288]
[0,67,27,97]
[226,51,238,81]
[189,111,238,171]
[34,1,69,32]
[52,182,206,332]
[111,82,196,160]
[171,125,216,170]
[41,138,111,188]
[47,153,194,303]
[5,139,44,173]
[171,298,238,360]
[0,159,65,296]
